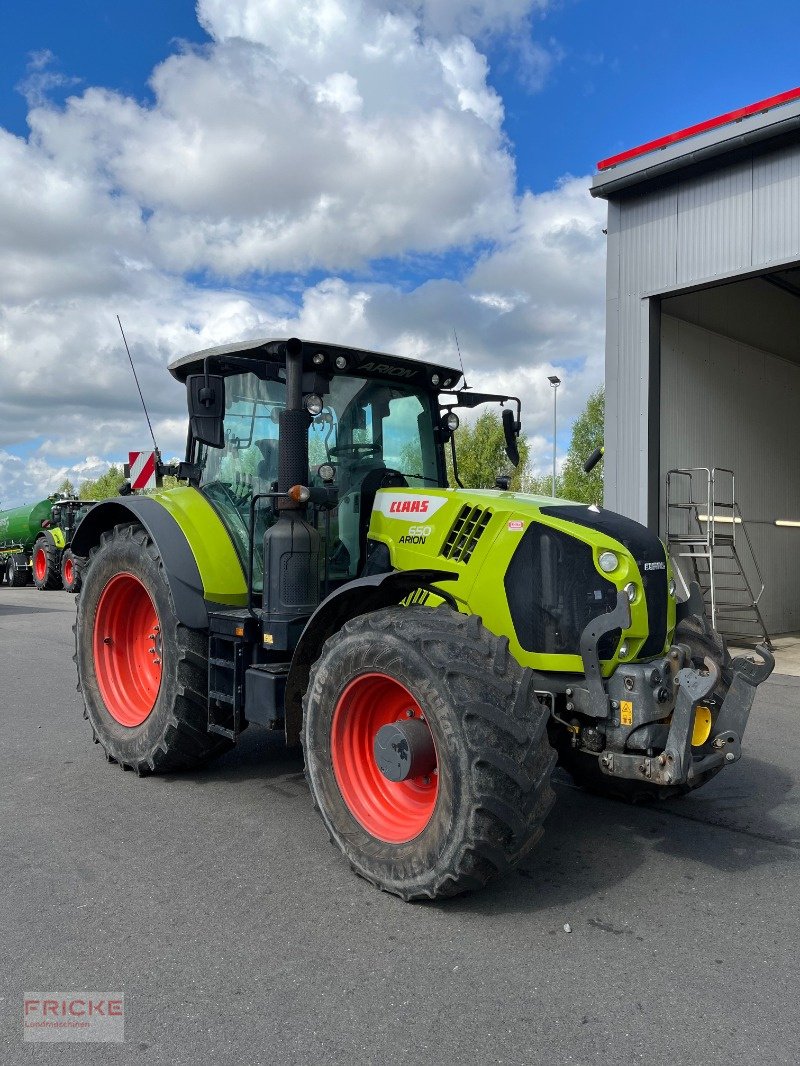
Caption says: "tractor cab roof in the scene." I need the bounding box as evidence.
[168,337,462,391]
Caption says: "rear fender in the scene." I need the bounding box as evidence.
[72,497,211,629]
[284,568,458,744]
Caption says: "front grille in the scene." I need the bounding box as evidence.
[440,505,492,564]
[540,504,669,658]
[504,523,620,657]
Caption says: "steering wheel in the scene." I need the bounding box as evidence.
[329,444,381,458]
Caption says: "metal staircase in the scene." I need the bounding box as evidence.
[666,467,772,649]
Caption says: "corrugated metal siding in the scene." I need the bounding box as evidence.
[660,314,800,633]
[619,187,678,295]
[753,145,800,265]
[608,294,649,519]
[676,160,752,283]
[605,138,800,530]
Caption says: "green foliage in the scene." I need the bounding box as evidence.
[79,464,126,501]
[518,386,604,502]
[57,478,75,496]
[559,386,604,504]
[446,410,529,491]
[524,471,561,497]
[397,439,426,477]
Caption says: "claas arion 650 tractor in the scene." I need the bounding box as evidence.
[71,338,773,899]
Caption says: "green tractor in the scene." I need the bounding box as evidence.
[0,495,95,591]
[71,338,773,899]
[31,497,96,592]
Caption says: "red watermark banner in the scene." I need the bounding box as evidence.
[23,994,125,1043]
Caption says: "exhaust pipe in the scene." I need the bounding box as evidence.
[278,336,309,510]
[262,337,322,646]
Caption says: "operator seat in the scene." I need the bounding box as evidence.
[357,467,408,573]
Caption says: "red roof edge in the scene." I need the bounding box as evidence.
[597,86,800,172]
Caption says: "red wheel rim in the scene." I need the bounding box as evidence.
[93,572,162,727]
[64,557,74,585]
[331,673,438,844]
[34,547,47,582]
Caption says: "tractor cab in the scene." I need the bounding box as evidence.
[50,496,96,545]
[169,338,518,593]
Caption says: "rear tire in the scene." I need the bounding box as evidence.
[303,606,556,900]
[32,533,62,590]
[556,613,731,802]
[61,549,81,593]
[74,522,231,773]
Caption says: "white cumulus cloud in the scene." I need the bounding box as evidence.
[0,0,604,508]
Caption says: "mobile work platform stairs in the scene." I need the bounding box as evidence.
[666,467,772,650]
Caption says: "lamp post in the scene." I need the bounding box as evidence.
[547,374,561,497]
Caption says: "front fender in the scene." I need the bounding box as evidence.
[284,568,458,745]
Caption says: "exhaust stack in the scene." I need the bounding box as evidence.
[262,338,321,646]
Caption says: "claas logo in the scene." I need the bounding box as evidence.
[389,499,429,514]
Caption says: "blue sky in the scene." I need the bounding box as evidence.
[5,1,799,189]
[1,0,799,506]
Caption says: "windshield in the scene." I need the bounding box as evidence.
[196,371,442,587]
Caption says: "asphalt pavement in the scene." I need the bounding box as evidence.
[1,586,799,1065]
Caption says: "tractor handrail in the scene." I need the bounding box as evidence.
[666,467,712,547]
[733,501,766,606]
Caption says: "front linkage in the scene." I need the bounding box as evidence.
[598,643,773,787]
[570,583,774,790]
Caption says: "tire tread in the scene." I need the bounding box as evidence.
[304,605,556,900]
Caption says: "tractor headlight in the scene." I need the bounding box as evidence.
[304,394,324,416]
[431,373,440,386]
[443,412,459,431]
[598,551,618,573]
[313,352,325,366]
[624,581,637,603]
[335,355,348,370]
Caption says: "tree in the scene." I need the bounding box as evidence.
[559,386,604,504]
[57,477,75,496]
[446,410,529,491]
[79,465,126,501]
[522,386,604,503]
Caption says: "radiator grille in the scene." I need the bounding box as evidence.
[440,506,492,563]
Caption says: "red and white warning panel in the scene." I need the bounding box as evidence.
[128,450,157,491]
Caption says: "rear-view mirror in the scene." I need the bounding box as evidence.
[187,374,225,448]
[502,407,519,467]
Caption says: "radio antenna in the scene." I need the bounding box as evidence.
[453,329,469,389]
[117,315,159,453]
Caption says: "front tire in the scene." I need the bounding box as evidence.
[74,523,230,773]
[303,606,556,900]
[61,549,81,593]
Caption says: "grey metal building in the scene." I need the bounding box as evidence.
[592,87,800,637]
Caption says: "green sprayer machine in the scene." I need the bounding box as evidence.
[0,495,95,592]
[71,338,773,899]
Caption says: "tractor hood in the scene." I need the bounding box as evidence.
[368,487,676,675]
